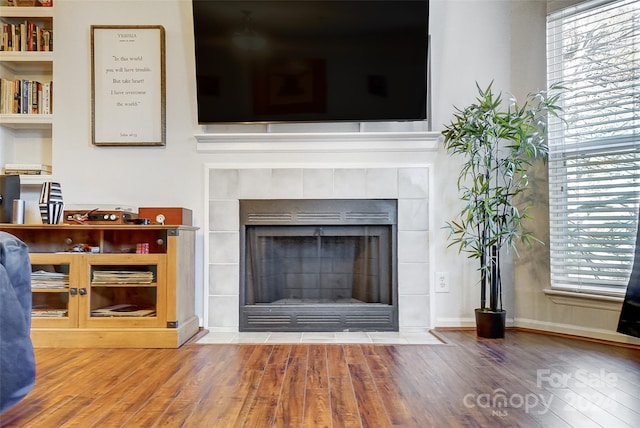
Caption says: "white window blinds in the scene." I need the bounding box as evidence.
[547,0,640,294]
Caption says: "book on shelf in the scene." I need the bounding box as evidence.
[91,270,154,285]
[0,78,52,114]
[42,81,51,114]
[32,306,67,318]
[91,304,156,318]
[4,163,52,175]
[0,20,52,52]
[20,79,27,114]
[31,270,68,289]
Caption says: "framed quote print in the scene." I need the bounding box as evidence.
[91,25,166,146]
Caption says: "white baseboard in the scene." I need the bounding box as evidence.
[434,316,640,345]
[514,318,640,346]
[434,316,515,328]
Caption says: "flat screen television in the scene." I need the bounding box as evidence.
[192,0,429,124]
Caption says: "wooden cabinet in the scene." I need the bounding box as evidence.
[1,224,199,348]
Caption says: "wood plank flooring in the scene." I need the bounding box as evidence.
[1,330,639,427]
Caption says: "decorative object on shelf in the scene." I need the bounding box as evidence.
[138,207,193,226]
[38,181,63,224]
[442,81,564,338]
[91,25,166,146]
[12,199,25,224]
[3,164,52,176]
[0,174,21,223]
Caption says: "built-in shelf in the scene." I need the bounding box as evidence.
[0,51,53,62]
[15,174,53,186]
[0,5,54,183]
[0,114,53,129]
[0,6,53,19]
[0,52,53,73]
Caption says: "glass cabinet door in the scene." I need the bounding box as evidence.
[30,254,79,328]
[81,254,167,328]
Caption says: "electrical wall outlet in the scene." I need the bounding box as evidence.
[435,271,450,293]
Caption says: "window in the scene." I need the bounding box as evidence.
[547,0,640,295]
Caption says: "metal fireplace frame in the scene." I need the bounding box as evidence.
[239,199,398,332]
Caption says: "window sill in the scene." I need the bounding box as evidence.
[543,289,624,311]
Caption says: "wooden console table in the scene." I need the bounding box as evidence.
[0,224,199,348]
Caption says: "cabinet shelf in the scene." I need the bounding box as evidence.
[91,283,158,288]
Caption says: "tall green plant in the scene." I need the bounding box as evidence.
[442,81,563,312]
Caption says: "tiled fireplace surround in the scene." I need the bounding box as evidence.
[202,130,440,332]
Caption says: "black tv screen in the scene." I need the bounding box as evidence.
[192,0,429,123]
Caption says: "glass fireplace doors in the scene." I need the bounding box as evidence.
[239,199,398,331]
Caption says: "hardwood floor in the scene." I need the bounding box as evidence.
[1,330,639,427]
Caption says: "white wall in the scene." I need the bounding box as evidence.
[53,0,207,316]
[430,0,516,326]
[44,0,639,344]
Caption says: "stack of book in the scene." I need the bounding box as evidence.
[0,78,53,114]
[91,270,154,285]
[0,19,53,52]
[31,270,68,289]
[3,163,51,175]
[32,307,67,318]
[90,304,156,318]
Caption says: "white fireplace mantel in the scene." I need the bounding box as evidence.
[195,131,442,153]
[206,165,434,332]
[203,127,440,332]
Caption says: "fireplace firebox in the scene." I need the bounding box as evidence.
[240,199,398,331]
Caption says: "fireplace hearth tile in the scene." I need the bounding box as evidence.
[236,333,270,343]
[195,330,445,345]
[365,168,398,198]
[398,262,430,295]
[210,200,239,231]
[266,332,303,343]
[238,169,272,198]
[398,199,429,231]
[271,169,304,198]
[398,231,429,263]
[398,168,429,198]
[302,169,334,197]
[302,332,335,340]
[210,232,240,263]
[333,169,367,197]
[210,169,239,199]
[209,264,238,295]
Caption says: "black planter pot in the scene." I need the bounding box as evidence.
[475,308,506,338]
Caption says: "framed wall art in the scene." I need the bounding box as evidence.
[91,25,166,146]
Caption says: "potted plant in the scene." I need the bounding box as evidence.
[442,81,563,338]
